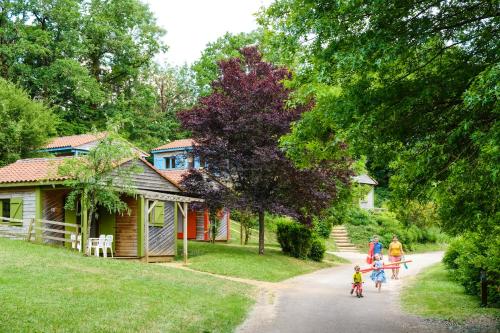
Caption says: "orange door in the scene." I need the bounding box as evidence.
[177,209,198,239]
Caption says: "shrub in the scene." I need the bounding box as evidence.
[309,236,326,261]
[422,226,440,243]
[345,208,374,226]
[266,214,293,233]
[443,232,499,305]
[442,236,463,270]
[341,206,446,253]
[276,221,313,259]
[314,217,332,239]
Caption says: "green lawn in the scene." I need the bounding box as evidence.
[229,221,280,248]
[402,263,500,322]
[181,241,346,282]
[0,238,254,333]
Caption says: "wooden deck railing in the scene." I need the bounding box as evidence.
[0,216,28,240]
[0,217,81,251]
[30,219,81,250]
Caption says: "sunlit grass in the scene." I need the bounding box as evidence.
[402,263,499,321]
[181,240,346,282]
[0,238,254,333]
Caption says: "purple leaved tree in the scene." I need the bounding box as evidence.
[179,47,351,255]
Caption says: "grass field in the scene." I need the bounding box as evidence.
[402,263,499,322]
[229,221,280,248]
[181,241,346,282]
[0,238,254,333]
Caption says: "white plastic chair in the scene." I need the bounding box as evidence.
[104,235,113,258]
[93,235,106,257]
[70,233,77,250]
[70,233,82,252]
[76,234,82,252]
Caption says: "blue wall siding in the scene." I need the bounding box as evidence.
[153,156,166,170]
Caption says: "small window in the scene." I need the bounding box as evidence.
[149,202,165,227]
[164,157,176,169]
[0,199,10,219]
[0,198,23,226]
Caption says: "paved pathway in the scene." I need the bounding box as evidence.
[237,251,450,333]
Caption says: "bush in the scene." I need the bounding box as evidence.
[443,231,499,306]
[314,217,332,239]
[341,208,447,252]
[309,236,326,261]
[442,236,463,270]
[345,208,374,226]
[276,221,313,259]
[266,214,293,233]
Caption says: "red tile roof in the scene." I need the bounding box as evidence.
[151,139,196,152]
[158,170,190,186]
[0,157,182,191]
[43,132,107,149]
[0,158,70,183]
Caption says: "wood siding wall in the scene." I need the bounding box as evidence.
[216,210,229,241]
[113,160,180,193]
[0,189,36,235]
[115,197,138,257]
[42,189,68,245]
[148,201,175,256]
[196,210,205,240]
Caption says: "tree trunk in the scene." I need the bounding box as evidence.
[244,227,250,245]
[86,206,94,254]
[258,210,265,255]
[240,222,243,245]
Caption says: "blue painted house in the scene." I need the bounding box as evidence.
[151,139,230,241]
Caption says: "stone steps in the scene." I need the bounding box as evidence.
[330,225,357,252]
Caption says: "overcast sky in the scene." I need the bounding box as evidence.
[143,0,274,66]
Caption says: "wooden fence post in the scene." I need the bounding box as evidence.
[26,218,34,242]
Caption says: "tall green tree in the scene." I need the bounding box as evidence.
[191,31,261,95]
[0,0,166,136]
[261,0,499,233]
[0,78,57,166]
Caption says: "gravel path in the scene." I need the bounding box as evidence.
[237,251,452,333]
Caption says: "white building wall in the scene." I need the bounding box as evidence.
[359,187,375,210]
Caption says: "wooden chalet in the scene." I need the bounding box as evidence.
[0,134,202,262]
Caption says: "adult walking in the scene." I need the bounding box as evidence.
[388,235,404,279]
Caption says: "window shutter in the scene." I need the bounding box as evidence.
[153,202,165,227]
[153,156,166,169]
[176,155,186,169]
[0,200,3,220]
[10,197,23,225]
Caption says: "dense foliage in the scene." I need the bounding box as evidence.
[343,208,447,251]
[0,78,56,166]
[276,220,325,261]
[191,32,261,96]
[180,47,352,254]
[261,0,499,300]
[0,0,192,149]
[443,231,500,306]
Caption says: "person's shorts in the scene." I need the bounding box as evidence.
[389,255,402,263]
